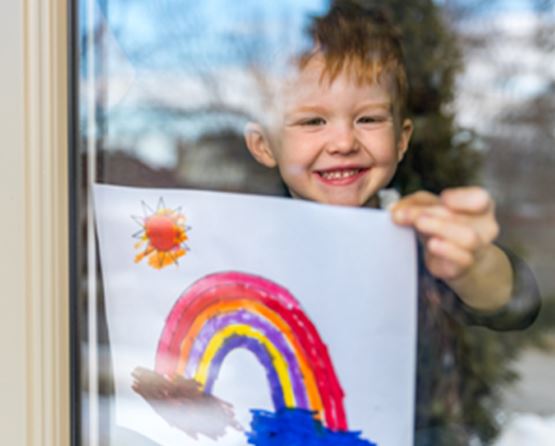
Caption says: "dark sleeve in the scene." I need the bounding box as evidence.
[437,247,541,331]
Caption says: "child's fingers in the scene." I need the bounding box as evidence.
[392,205,451,226]
[391,191,439,215]
[391,191,439,209]
[415,216,482,251]
[426,238,474,279]
[391,191,442,225]
[440,187,493,214]
[425,254,466,282]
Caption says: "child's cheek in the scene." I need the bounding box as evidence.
[373,142,401,166]
[280,164,306,178]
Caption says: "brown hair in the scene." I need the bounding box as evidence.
[300,3,409,120]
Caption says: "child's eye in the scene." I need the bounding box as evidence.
[357,115,385,124]
[300,117,326,126]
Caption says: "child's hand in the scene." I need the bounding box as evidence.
[390,187,499,281]
[390,187,513,311]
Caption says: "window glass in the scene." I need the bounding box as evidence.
[74,1,555,445]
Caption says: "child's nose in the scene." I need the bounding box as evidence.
[326,123,358,155]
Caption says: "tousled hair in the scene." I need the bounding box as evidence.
[300,3,409,120]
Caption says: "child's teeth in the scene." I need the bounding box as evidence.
[322,169,358,179]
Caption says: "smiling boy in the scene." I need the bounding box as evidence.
[247,50,412,208]
[245,4,519,312]
[243,2,540,443]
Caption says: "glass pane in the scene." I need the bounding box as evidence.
[73,1,555,445]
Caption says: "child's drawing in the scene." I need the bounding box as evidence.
[132,272,373,444]
[93,184,417,446]
[131,198,191,269]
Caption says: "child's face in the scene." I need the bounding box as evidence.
[246,55,413,207]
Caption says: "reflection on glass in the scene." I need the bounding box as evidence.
[76,1,555,445]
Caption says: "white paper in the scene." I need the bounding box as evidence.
[93,184,417,446]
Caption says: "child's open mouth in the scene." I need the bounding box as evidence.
[315,167,369,185]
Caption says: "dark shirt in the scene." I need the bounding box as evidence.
[414,245,541,445]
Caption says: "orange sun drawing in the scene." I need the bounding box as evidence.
[132,198,191,270]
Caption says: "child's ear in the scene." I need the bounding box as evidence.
[396,118,414,162]
[244,122,277,168]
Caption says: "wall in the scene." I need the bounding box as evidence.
[0,0,70,445]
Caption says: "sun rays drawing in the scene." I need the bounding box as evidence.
[132,198,191,269]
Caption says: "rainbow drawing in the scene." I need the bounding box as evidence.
[155,271,347,432]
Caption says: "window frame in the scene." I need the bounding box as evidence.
[0,0,71,445]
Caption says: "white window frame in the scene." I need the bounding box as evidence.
[0,0,70,445]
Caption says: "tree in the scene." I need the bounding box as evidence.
[340,0,481,194]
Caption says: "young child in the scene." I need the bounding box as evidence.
[243,3,540,444]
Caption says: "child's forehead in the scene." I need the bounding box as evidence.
[280,55,396,106]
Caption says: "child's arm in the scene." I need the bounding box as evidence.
[390,187,513,312]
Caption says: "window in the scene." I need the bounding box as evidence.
[73,1,555,445]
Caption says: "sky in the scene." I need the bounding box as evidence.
[82,0,330,70]
[79,0,552,168]
[80,0,331,166]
